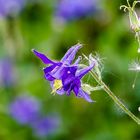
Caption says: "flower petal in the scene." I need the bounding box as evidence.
[78,88,94,102]
[63,78,80,96]
[66,86,72,96]
[51,66,65,79]
[32,49,60,65]
[52,65,77,79]
[76,62,95,79]
[56,88,65,95]
[74,56,82,65]
[43,65,57,81]
[43,65,56,73]
[73,85,79,96]
[61,43,82,64]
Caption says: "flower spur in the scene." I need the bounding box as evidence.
[32,44,95,102]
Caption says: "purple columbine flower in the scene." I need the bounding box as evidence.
[9,95,41,124]
[0,0,26,17]
[32,44,95,102]
[0,58,15,88]
[55,0,97,21]
[31,116,60,137]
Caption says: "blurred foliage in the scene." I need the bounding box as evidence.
[0,0,140,140]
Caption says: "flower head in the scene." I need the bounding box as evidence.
[0,58,16,88]
[9,95,41,124]
[120,0,140,53]
[55,0,97,21]
[32,44,95,102]
[31,115,60,137]
[0,0,26,18]
[120,0,140,32]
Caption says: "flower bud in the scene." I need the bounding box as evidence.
[120,0,140,32]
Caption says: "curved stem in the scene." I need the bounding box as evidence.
[90,71,140,125]
[127,0,131,7]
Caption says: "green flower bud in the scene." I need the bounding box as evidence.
[120,0,140,32]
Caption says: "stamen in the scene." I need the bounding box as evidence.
[52,79,63,94]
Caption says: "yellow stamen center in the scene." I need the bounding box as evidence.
[51,79,63,94]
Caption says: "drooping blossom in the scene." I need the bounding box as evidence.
[31,116,60,137]
[9,95,41,124]
[120,0,140,53]
[32,44,95,102]
[0,58,15,88]
[55,0,97,21]
[120,0,140,32]
[0,0,26,17]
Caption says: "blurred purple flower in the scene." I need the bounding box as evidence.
[10,95,41,124]
[0,58,15,88]
[32,44,95,102]
[0,0,26,17]
[55,0,97,21]
[31,116,60,137]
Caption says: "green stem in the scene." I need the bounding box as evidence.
[90,71,140,125]
[136,32,140,53]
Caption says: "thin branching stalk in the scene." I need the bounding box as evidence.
[90,71,140,125]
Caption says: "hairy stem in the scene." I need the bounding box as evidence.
[90,71,140,125]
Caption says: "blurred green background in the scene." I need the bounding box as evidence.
[0,0,140,140]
